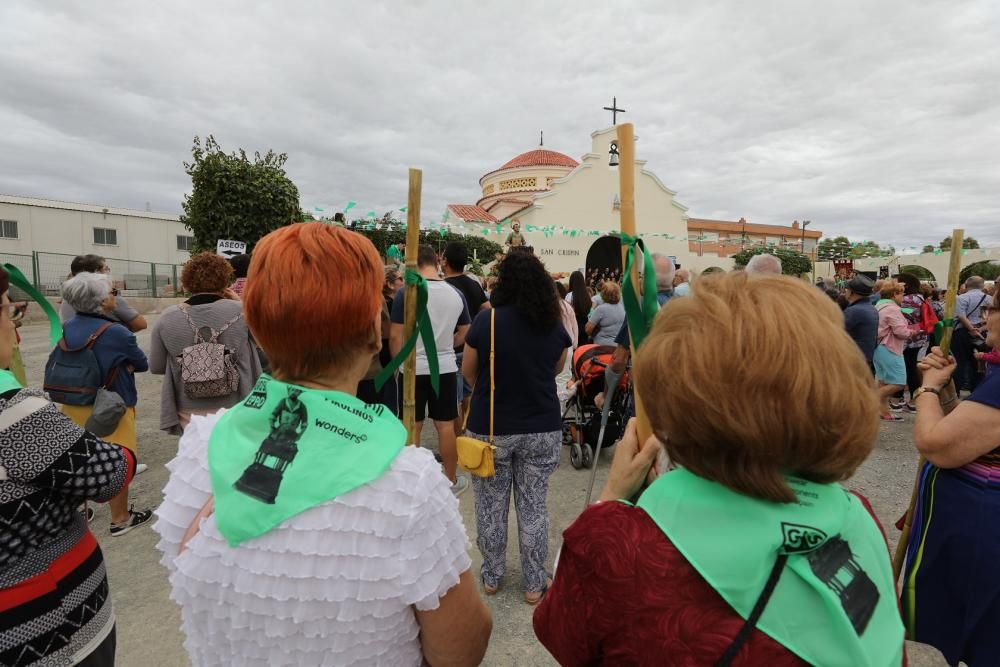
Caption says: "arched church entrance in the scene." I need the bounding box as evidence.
[900,265,937,283]
[585,236,623,287]
[959,260,1000,285]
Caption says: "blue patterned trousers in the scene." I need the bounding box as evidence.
[469,430,561,593]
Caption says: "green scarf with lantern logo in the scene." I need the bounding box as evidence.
[636,468,903,666]
[208,375,406,547]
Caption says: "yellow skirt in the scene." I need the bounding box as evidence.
[61,404,137,453]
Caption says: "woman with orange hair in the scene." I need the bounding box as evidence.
[534,272,905,666]
[154,223,491,666]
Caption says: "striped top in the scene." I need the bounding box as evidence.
[956,372,1000,484]
[0,387,135,666]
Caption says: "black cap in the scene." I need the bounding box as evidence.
[846,274,874,297]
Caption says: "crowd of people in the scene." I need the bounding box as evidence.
[1,229,997,666]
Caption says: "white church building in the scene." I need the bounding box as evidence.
[448,127,710,275]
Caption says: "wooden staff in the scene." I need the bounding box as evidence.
[402,168,422,445]
[616,123,653,445]
[892,228,963,581]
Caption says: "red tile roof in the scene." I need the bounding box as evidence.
[498,149,579,170]
[447,204,498,223]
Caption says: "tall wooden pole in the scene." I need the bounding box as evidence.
[402,168,422,446]
[892,228,963,582]
[616,123,653,445]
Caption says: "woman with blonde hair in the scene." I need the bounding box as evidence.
[535,272,904,665]
[875,280,917,421]
[585,281,625,347]
[155,223,491,666]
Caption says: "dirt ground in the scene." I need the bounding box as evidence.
[16,317,950,666]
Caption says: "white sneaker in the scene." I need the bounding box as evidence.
[451,476,470,497]
[135,463,148,475]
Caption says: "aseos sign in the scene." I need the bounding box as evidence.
[216,239,247,258]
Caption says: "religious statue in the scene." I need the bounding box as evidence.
[505,221,526,249]
[233,387,309,504]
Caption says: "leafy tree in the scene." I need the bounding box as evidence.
[940,236,980,250]
[817,236,853,261]
[732,247,812,276]
[816,236,894,260]
[181,135,301,253]
[347,220,503,267]
[959,260,1000,284]
[849,240,894,259]
[921,245,935,254]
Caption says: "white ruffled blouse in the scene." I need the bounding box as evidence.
[154,411,472,666]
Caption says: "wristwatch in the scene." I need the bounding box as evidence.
[912,386,941,401]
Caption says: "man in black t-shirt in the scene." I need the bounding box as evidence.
[442,242,489,431]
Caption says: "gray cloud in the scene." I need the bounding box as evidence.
[1,0,998,251]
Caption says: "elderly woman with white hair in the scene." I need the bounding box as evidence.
[745,253,783,275]
[56,271,153,535]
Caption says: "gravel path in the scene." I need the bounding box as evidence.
[15,318,950,666]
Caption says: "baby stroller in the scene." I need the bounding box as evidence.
[561,344,631,469]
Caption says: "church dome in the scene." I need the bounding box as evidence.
[498,149,579,171]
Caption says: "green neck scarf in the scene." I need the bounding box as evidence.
[0,369,23,393]
[374,268,440,395]
[636,468,903,667]
[208,375,406,546]
[616,233,659,349]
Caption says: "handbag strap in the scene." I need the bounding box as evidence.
[488,308,494,443]
[715,554,788,667]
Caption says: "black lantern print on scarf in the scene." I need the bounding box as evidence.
[234,387,308,504]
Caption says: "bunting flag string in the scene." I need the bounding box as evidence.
[299,206,983,261]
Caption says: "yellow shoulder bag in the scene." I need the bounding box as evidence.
[456,309,496,477]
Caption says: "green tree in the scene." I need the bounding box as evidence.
[921,245,935,254]
[732,247,812,276]
[940,236,980,250]
[348,221,504,266]
[849,240,894,259]
[959,260,1000,284]
[817,236,853,261]
[181,135,301,253]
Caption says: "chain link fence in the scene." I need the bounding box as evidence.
[32,252,186,298]
[0,252,36,302]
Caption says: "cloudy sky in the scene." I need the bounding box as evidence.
[1,1,998,249]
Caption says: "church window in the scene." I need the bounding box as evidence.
[500,177,537,191]
[483,184,495,195]
[546,177,557,188]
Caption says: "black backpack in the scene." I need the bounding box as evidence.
[44,322,117,406]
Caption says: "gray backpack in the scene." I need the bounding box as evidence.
[176,305,242,399]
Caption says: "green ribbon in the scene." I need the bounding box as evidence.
[374,269,440,396]
[932,318,954,346]
[4,263,62,346]
[617,233,659,349]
